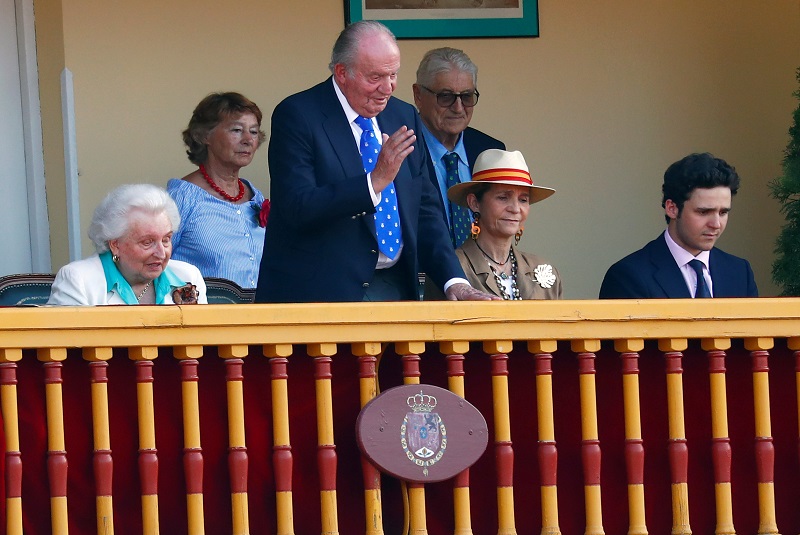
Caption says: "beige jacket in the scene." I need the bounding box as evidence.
[425,238,563,300]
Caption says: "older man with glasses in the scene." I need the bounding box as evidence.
[413,47,506,248]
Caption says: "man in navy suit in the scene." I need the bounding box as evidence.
[255,21,497,303]
[599,152,758,299]
[413,47,505,247]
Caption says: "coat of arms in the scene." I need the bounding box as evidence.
[400,390,447,477]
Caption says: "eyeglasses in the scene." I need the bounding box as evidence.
[419,85,480,108]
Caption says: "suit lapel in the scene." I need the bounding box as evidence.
[708,248,730,297]
[462,240,502,297]
[649,236,692,298]
[324,115,363,179]
[319,80,381,236]
[514,247,538,298]
[462,128,479,173]
[320,82,364,181]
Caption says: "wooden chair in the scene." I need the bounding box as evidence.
[0,273,56,306]
[0,274,255,306]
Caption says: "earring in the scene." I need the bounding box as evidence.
[112,254,120,263]
[515,226,524,246]
[470,212,481,240]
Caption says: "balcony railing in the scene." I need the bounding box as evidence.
[0,298,798,535]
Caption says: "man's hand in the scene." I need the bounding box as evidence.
[371,126,416,193]
[445,283,502,301]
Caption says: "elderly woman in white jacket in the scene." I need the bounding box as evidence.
[48,184,207,305]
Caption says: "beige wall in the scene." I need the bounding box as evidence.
[37,0,800,298]
[34,0,67,267]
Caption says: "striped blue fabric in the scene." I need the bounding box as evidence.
[167,178,266,288]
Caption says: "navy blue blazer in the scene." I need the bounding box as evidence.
[424,127,505,229]
[599,234,758,299]
[255,78,464,303]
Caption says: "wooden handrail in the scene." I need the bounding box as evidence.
[0,299,799,535]
[1,299,799,350]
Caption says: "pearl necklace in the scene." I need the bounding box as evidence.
[136,281,152,302]
[488,249,521,300]
[199,164,244,202]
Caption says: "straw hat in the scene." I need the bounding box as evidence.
[447,149,555,207]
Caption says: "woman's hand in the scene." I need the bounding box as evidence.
[172,284,199,304]
[445,283,501,301]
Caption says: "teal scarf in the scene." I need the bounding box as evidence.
[99,251,186,304]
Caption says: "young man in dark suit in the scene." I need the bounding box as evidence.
[599,152,758,299]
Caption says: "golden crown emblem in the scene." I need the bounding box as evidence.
[406,390,438,413]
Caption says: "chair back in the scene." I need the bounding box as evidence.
[204,277,255,304]
[0,274,256,306]
[0,273,56,306]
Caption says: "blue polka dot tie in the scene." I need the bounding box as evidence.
[355,115,402,259]
[443,152,471,248]
[689,259,711,298]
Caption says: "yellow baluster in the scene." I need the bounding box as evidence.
[746,338,779,535]
[0,358,23,535]
[485,340,516,535]
[353,342,384,535]
[85,346,115,535]
[266,349,295,535]
[702,339,735,535]
[132,355,159,535]
[442,340,474,535]
[529,340,561,535]
[264,344,295,535]
[180,358,205,535]
[39,349,69,535]
[659,339,690,535]
[573,340,604,535]
[309,342,339,535]
[397,342,429,535]
[616,339,647,535]
[224,358,250,535]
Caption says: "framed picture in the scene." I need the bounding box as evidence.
[346,0,539,39]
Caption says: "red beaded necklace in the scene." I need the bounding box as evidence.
[199,164,245,202]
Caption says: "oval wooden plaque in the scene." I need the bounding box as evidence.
[356,384,488,483]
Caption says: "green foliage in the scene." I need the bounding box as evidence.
[769,67,800,295]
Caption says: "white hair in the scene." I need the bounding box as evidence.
[88,184,181,253]
[328,20,396,75]
[416,47,478,87]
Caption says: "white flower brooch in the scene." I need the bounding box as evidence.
[533,264,557,289]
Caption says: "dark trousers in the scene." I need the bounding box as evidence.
[363,263,416,301]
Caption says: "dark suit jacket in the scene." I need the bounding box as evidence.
[255,78,464,303]
[598,234,758,299]
[424,127,505,229]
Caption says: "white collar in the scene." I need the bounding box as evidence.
[332,77,376,128]
[663,229,710,269]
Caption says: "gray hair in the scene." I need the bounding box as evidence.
[328,20,396,75]
[415,47,478,88]
[88,184,181,253]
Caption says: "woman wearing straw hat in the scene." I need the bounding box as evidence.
[426,149,562,300]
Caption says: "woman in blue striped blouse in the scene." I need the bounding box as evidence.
[167,92,269,289]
